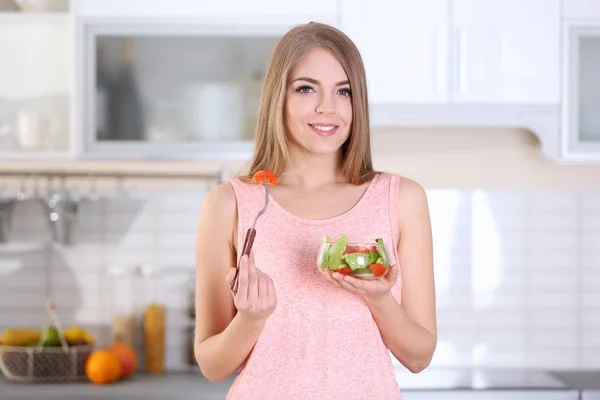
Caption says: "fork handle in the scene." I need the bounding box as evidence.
[231,228,256,293]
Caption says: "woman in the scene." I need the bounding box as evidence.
[194,22,436,399]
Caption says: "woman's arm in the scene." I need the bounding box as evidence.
[365,178,437,373]
[194,183,276,383]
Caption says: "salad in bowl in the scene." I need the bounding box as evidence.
[317,235,392,280]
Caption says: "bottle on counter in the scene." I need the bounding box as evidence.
[187,276,197,368]
[188,276,195,320]
[108,265,137,347]
[108,37,145,141]
[187,325,196,367]
[143,303,166,374]
[95,45,111,141]
[141,265,165,374]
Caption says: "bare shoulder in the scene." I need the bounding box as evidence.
[394,175,429,215]
[196,181,239,257]
[201,181,237,217]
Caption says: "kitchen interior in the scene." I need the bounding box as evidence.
[0,0,599,399]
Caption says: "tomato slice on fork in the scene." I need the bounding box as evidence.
[251,170,277,186]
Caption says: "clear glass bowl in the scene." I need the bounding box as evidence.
[317,236,391,280]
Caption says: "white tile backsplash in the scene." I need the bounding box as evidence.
[0,187,599,372]
[581,311,600,327]
[529,312,579,330]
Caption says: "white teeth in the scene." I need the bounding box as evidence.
[311,125,336,132]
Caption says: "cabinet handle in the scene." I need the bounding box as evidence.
[434,29,446,94]
[456,28,468,93]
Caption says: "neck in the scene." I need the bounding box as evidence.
[281,146,344,189]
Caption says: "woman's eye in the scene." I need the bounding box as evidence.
[296,85,314,93]
[338,87,352,97]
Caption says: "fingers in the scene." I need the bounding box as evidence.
[257,270,269,307]
[387,264,399,283]
[237,254,249,298]
[225,267,236,286]
[246,252,259,302]
[232,252,277,321]
[332,273,364,294]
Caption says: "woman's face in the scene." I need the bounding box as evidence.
[285,48,353,156]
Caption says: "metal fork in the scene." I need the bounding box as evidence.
[230,178,270,293]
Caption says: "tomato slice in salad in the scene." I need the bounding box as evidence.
[251,170,277,186]
[337,267,353,275]
[368,263,387,277]
[345,245,371,254]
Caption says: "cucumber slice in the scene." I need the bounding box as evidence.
[375,238,390,266]
[353,267,372,274]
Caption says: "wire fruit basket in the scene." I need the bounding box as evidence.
[0,301,95,383]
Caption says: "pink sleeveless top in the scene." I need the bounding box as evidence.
[227,172,403,400]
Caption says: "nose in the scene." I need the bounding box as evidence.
[315,92,336,115]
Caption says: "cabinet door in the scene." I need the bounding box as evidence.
[341,0,449,104]
[77,23,286,159]
[0,22,70,99]
[562,23,600,161]
[451,0,560,104]
[76,0,339,26]
[563,0,600,20]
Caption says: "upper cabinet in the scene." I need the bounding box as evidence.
[341,0,449,104]
[451,0,560,104]
[0,0,598,164]
[342,0,560,105]
[75,0,339,26]
[0,22,70,100]
[77,28,280,159]
[563,0,600,20]
[72,0,339,159]
[0,2,71,158]
[561,0,600,162]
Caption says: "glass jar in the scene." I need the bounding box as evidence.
[141,265,165,374]
[108,265,137,347]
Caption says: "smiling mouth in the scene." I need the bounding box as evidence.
[309,123,339,137]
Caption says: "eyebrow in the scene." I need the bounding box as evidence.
[292,77,350,86]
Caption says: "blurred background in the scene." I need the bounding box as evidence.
[0,0,599,399]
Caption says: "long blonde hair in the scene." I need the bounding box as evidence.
[244,22,375,186]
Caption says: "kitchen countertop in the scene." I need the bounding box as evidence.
[550,371,600,400]
[0,367,596,399]
[550,371,600,390]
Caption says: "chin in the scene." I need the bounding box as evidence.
[307,142,345,155]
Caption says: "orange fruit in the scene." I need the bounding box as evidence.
[106,342,137,379]
[85,350,122,384]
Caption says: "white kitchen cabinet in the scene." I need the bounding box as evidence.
[340,0,449,104]
[75,0,339,27]
[561,22,600,162]
[451,0,561,104]
[342,0,560,106]
[0,15,71,158]
[0,21,70,100]
[0,1,589,164]
[68,0,340,159]
[563,0,600,20]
